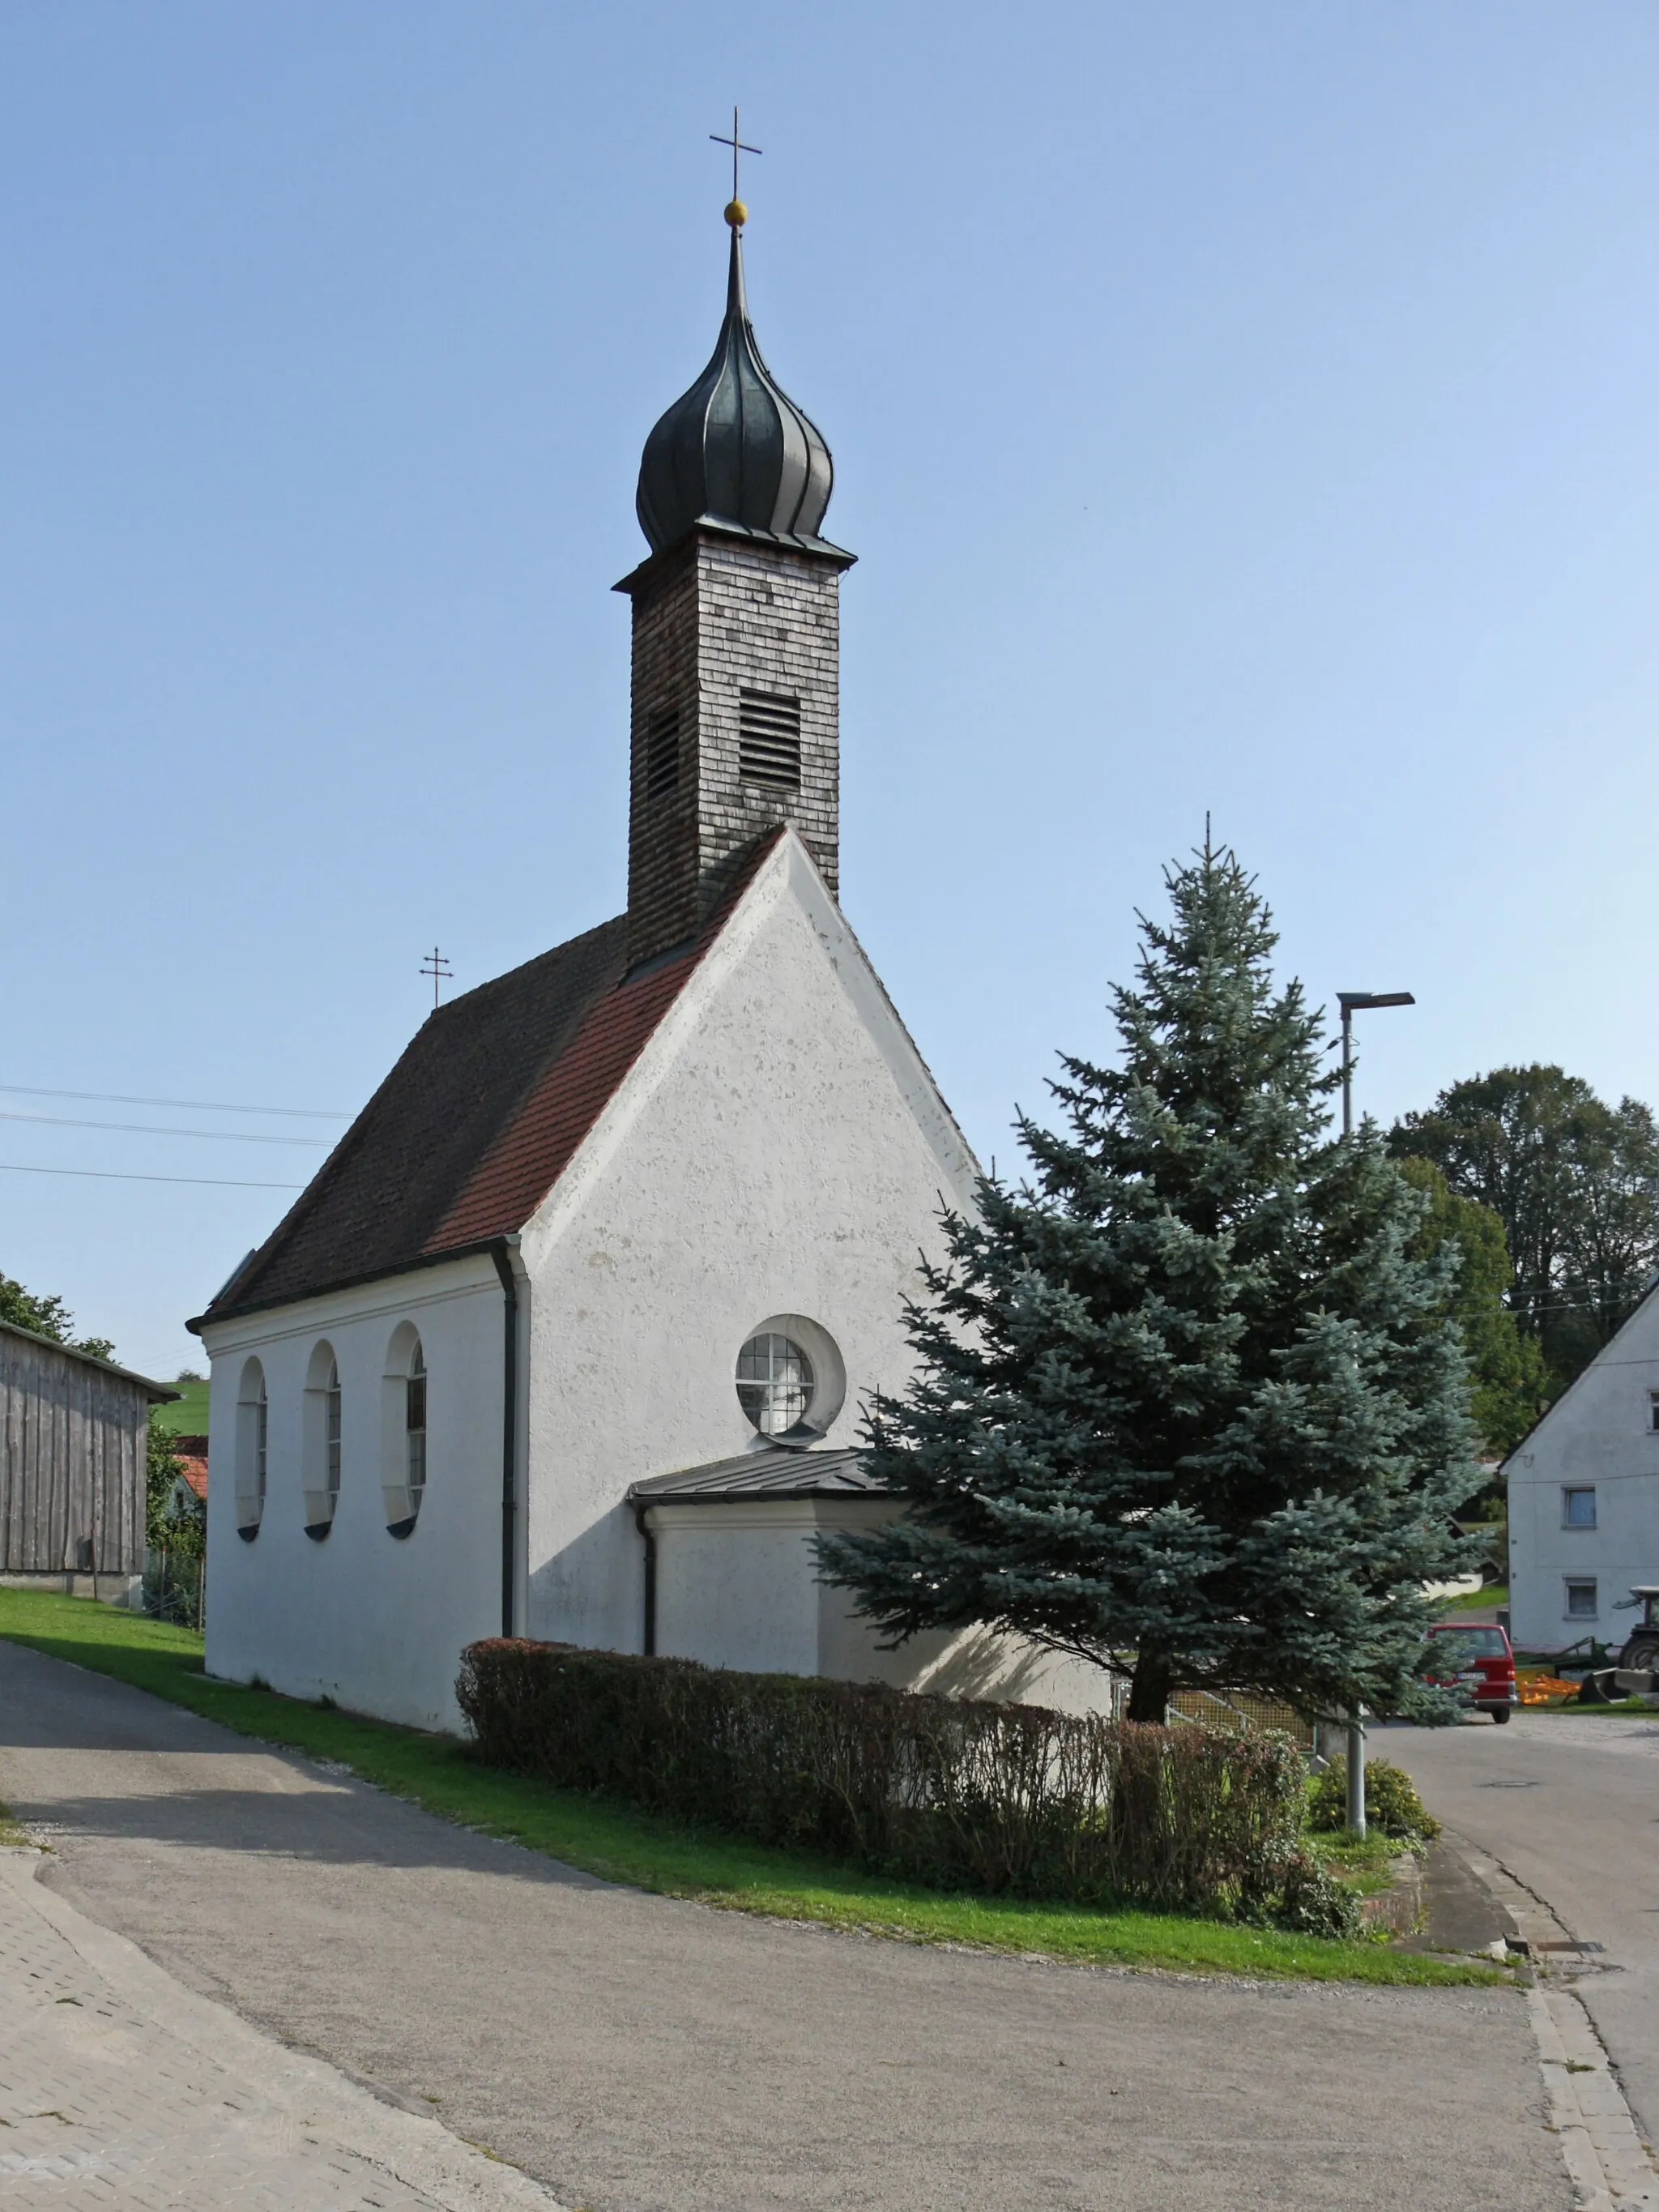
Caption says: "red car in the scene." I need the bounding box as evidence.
[1423,1622,1518,1722]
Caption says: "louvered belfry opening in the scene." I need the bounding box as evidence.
[646,706,681,801]
[620,528,847,971]
[738,690,801,790]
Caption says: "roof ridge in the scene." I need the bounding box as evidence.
[195,833,791,1330]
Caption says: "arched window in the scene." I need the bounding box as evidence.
[382,1323,427,1537]
[234,1359,267,1540]
[302,1341,341,1539]
[406,1344,426,1494]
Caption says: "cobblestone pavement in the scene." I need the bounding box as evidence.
[0,1847,561,2212]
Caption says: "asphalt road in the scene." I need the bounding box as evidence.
[1386,1708,1659,2152]
[0,1640,1568,2212]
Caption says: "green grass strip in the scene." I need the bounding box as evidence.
[0,1588,1503,1986]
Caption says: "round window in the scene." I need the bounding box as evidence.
[736,1331,814,1437]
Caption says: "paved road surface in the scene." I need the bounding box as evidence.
[1388,1708,1659,2152]
[0,1641,1567,2212]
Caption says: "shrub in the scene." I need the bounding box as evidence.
[1307,1757,1441,1842]
[456,1640,1308,1918]
[1269,1851,1366,1940]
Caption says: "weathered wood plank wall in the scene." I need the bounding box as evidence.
[0,1330,148,1574]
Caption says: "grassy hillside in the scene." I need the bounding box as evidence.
[151,1374,209,1435]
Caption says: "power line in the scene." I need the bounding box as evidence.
[0,1083,348,1120]
[0,1162,303,1190]
[0,1110,331,1147]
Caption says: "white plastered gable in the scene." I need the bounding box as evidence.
[1506,1284,1659,1650]
[513,829,982,1659]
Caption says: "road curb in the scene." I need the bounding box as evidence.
[1529,1986,1659,2212]
[1442,1831,1659,2210]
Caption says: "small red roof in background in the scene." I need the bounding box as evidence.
[173,1436,208,1501]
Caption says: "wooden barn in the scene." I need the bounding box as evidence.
[0,1320,177,1604]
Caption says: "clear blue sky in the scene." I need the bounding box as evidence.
[5,2,1657,1379]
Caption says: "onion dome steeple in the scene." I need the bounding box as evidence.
[635,212,841,557]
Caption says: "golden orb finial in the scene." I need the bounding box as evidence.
[724,198,748,229]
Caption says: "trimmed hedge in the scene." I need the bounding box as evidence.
[456,1639,1307,1915]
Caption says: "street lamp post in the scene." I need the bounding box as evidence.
[1334,989,1415,1838]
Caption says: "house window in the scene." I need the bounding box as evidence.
[738,690,801,790]
[382,1326,427,1537]
[303,1341,342,1539]
[646,707,680,801]
[235,1358,267,1541]
[737,1331,814,1437]
[1565,1578,1599,1621]
[1648,1392,1659,1433]
[406,1345,427,1498]
[1563,1486,1597,1529]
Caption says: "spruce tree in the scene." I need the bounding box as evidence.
[818,839,1478,1723]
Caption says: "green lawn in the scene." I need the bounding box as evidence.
[1437,1583,1508,1614]
[151,1378,209,1435]
[0,1588,1503,1987]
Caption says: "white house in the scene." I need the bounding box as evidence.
[192,211,1110,1732]
[1506,1283,1659,1654]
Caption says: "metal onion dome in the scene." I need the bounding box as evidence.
[636,228,837,555]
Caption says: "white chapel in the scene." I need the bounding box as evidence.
[195,210,1095,1731]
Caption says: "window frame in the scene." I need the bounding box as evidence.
[234,1358,268,1542]
[1562,1485,1597,1530]
[382,1323,427,1537]
[737,1330,815,1437]
[1564,1576,1599,1621]
[301,1340,342,1539]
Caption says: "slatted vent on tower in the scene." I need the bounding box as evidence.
[646,707,681,801]
[738,690,801,790]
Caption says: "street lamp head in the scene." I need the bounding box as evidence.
[1337,991,1415,1013]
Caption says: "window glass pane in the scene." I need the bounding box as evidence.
[1566,1580,1598,1618]
[736,1331,814,1435]
[1433,1628,1507,1659]
[326,1364,342,1495]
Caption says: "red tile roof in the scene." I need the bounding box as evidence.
[201,833,783,1324]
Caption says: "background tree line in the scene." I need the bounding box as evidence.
[1388,1066,1659,1446]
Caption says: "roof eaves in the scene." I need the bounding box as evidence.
[188,1232,514,1334]
[0,1319,179,1401]
[1499,1275,1659,1471]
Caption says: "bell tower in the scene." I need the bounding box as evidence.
[617,207,854,971]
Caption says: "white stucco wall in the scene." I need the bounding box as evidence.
[650,1495,1121,1716]
[199,1252,510,1729]
[1507,1288,1659,1651]
[517,832,983,1663]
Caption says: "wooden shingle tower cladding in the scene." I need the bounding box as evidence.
[619,529,847,968]
[620,215,854,971]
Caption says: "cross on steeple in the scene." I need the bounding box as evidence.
[710,105,761,221]
[419,946,453,1010]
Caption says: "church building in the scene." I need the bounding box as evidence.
[194,208,1092,1732]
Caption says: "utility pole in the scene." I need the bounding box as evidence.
[1334,988,1416,1837]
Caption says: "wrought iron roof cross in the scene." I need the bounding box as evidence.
[419,946,453,1010]
[710,106,761,204]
